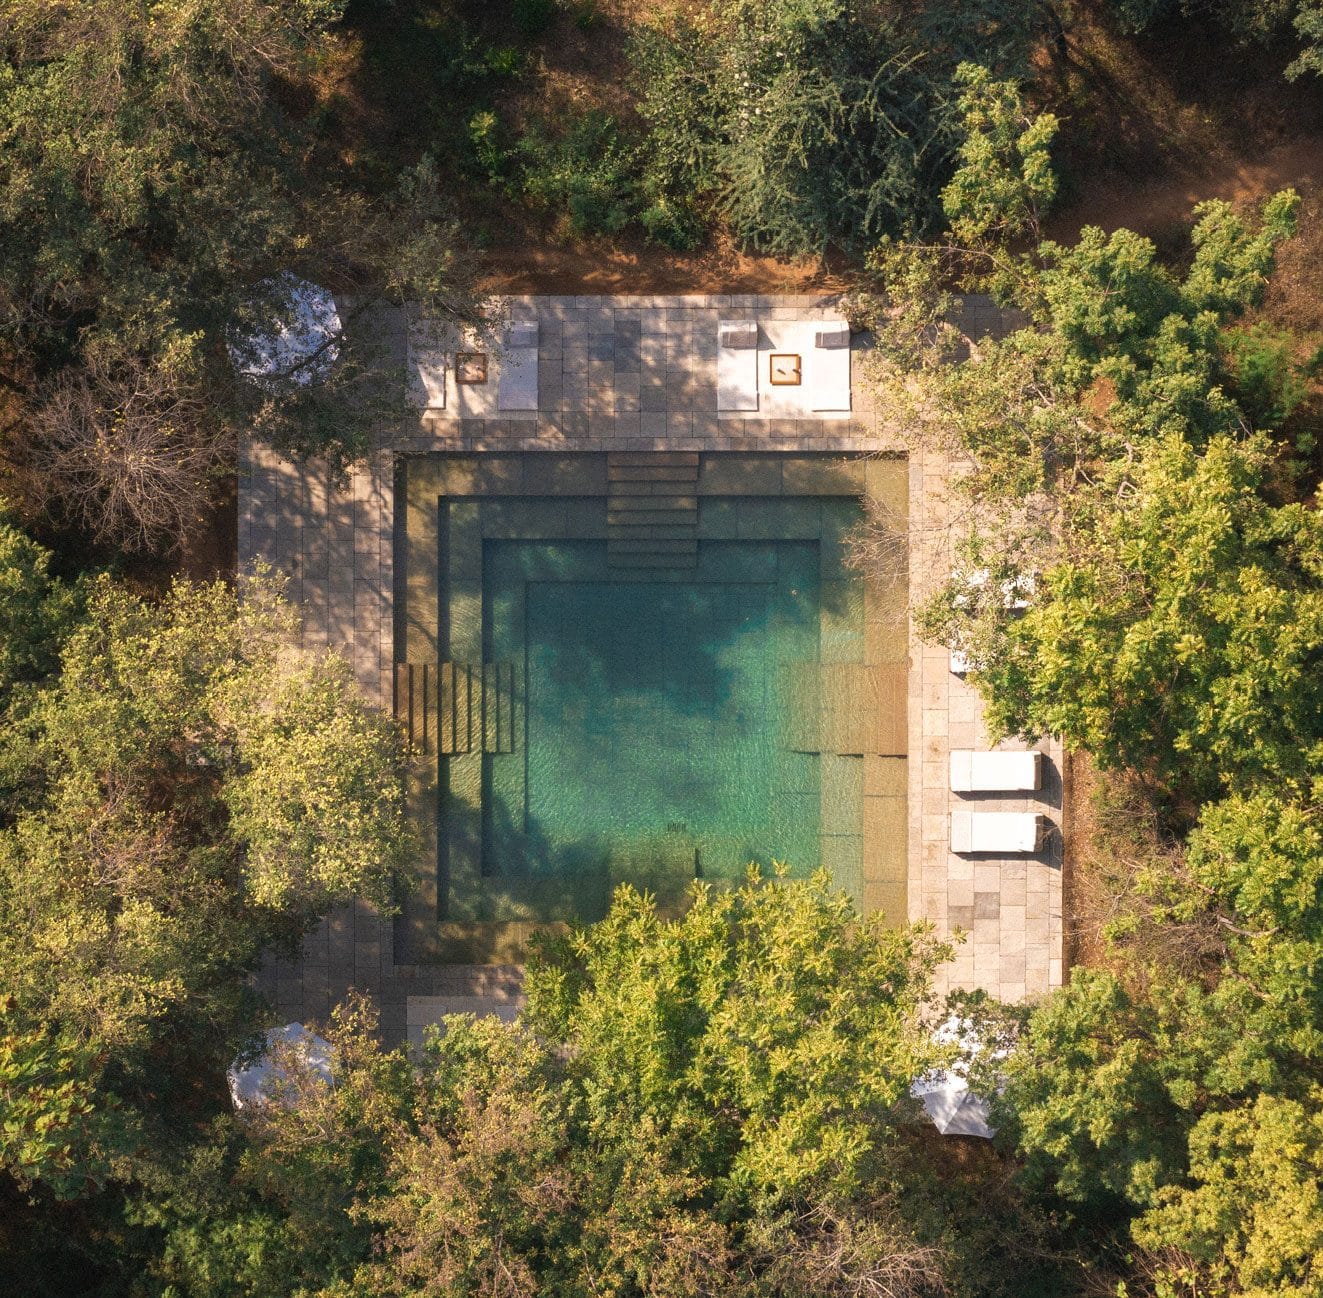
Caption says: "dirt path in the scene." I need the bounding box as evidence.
[1046,137,1323,245]
[476,238,851,296]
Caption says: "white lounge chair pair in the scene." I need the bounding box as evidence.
[949,749,1046,854]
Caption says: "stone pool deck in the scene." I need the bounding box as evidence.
[246,294,1063,1043]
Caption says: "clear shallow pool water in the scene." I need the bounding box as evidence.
[464,538,830,922]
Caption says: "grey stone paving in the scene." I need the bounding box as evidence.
[245,294,1062,1040]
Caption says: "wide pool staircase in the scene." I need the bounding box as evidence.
[606,451,700,569]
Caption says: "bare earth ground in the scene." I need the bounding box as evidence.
[477,237,846,295]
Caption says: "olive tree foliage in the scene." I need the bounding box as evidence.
[631,2,1045,255]
[137,875,1005,1298]
[0,0,481,550]
[0,530,413,1205]
[0,515,80,703]
[860,67,1323,1298]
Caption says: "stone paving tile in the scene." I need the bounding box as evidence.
[244,294,1065,1043]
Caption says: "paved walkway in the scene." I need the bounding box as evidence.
[245,294,1061,1042]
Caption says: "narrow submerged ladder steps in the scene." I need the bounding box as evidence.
[393,662,516,755]
[606,452,700,569]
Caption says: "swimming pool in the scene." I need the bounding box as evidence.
[396,453,908,961]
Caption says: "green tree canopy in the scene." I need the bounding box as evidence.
[0,0,480,547]
[632,3,1043,255]
[128,875,1087,1298]
[0,536,412,1217]
[864,69,1323,1298]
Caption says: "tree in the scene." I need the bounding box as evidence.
[137,875,990,1298]
[0,538,412,1252]
[973,432,1323,796]
[0,513,80,705]
[632,3,1044,255]
[0,0,481,549]
[861,72,1323,1294]
[19,349,233,552]
[867,130,1302,794]
[1134,1092,1323,1296]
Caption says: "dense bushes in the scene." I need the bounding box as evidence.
[863,66,1323,1295]
[446,0,1048,256]
[0,0,482,546]
[0,526,413,1289]
[631,0,1044,255]
[121,876,1079,1298]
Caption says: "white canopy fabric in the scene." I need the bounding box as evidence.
[909,1015,1003,1139]
[227,1022,334,1112]
[228,273,341,388]
[911,1075,996,1137]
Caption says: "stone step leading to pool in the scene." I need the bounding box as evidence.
[607,509,699,527]
[606,451,700,570]
[606,494,698,512]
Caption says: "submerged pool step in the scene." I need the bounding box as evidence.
[608,539,698,554]
[393,661,517,756]
[607,552,697,569]
[607,520,697,536]
[608,509,697,527]
[608,481,699,497]
[606,451,700,570]
[607,495,697,512]
[606,451,700,467]
[608,467,698,483]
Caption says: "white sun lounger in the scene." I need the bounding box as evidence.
[717,319,759,411]
[951,810,1046,854]
[810,319,851,411]
[406,318,448,409]
[950,750,1043,793]
[497,320,539,411]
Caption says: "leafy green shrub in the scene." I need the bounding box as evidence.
[517,111,642,238]
[481,43,524,76]
[1223,322,1319,427]
[638,191,705,251]
[468,109,514,191]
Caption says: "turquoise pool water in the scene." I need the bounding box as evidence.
[458,538,831,922]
